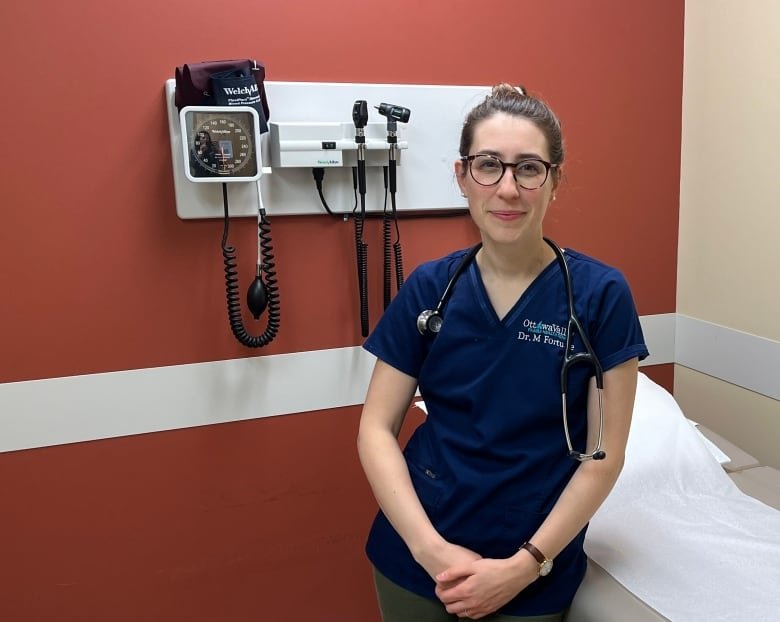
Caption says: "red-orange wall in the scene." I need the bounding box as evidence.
[0,1,683,620]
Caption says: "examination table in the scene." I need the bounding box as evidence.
[566,374,780,622]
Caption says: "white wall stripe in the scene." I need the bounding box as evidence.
[639,313,676,366]
[675,314,780,401]
[2,313,773,454]
[0,347,376,454]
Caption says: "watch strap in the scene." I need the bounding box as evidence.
[521,541,553,576]
[520,541,547,565]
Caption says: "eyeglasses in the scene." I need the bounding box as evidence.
[462,154,559,190]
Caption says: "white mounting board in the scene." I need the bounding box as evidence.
[165,80,491,218]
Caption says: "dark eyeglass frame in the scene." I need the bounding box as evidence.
[462,154,559,190]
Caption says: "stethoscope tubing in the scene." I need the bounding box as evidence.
[418,237,607,461]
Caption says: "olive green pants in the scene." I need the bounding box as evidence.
[372,568,566,622]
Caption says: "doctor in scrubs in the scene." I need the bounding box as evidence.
[358,84,648,621]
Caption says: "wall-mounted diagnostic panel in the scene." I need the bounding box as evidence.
[166,78,493,343]
[165,81,491,219]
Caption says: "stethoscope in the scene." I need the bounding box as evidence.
[416,237,606,462]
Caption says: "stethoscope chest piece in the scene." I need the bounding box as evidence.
[416,244,482,337]
[416,309,443,335]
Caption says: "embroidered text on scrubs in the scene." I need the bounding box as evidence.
[518,318,568,349]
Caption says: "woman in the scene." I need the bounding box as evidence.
[357,84,648,621]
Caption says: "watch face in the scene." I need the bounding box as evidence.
[539,559,553,577]
[182,108,260,181]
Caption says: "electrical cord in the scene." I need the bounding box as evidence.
[312,163,463,336]
[382,232,392,304]
[311,167,468,219]
[356,161,369,338]
[380,165,405,308]
[393,212,404,291]
[382,167,392,309]
[387,161,405,294]
[221,183,280,348]
[312,167,338,217]
[354,216,368,335]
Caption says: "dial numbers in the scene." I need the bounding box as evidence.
[180,107,261,182]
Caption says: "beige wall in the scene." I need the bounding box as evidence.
[677,0,780,468]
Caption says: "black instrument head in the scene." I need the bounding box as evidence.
[375,102,411,123]
[352,100,368,128]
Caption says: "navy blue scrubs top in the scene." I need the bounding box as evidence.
[363,246,649,616]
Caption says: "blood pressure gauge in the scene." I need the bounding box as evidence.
[180,106,262,182]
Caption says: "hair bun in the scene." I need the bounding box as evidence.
[491,83,527,98]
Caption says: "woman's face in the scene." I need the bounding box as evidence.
[456,112,557,248]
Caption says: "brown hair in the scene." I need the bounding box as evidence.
[459,83,564,180]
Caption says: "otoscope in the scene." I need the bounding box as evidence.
[352,100,370,337]
[376,102,411,309]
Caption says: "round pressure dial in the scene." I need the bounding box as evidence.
[180,106,261,182]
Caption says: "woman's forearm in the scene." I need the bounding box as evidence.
[517,359,639,564]
[524,457,623,562]
[357,359,446,558]
[358,424,445,557]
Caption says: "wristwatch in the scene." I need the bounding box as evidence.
[521,541,553,577]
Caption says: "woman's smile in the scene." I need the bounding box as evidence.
[490,210,527,221]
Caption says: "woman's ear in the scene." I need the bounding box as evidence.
[551,166,562,194]
[454,159,467,196]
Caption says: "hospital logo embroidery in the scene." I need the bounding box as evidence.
[518,319,567,349]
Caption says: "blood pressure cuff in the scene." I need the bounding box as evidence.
[174,59,270,131]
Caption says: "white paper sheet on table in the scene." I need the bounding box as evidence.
[687,418,731,464]
[586,373,780,622]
